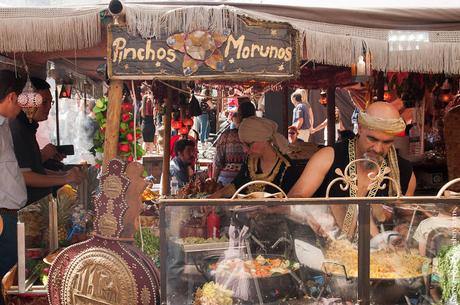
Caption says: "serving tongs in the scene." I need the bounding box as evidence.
[230,180,289,254]
[384,232,411,254]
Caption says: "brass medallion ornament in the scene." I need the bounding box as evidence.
[99,213,118,237]
[62,247,137,305]
[140,286,151,305]
[103,175,123,199]
[48,159,160,305]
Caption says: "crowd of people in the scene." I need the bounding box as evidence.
[1,70,459,303]
[166,84,459,268]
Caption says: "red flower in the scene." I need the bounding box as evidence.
[129,121,134,129]
[119,128,126,134]
[121,103,133,113]
[119,143,130,152]
[100,127,105,134]
[121,113,130,122]
[127,155,133,161]
[95,163,101,169]
[126,133,134,141]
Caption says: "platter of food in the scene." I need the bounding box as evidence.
[208,255,300,279]
[176,236,230,252]
[323,239,429,279]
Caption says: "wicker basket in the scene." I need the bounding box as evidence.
[444,103,460,191]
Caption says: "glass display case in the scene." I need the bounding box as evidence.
[160,191,460,305]
[3,179,93,305]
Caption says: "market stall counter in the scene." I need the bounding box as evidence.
[159,189,460,305]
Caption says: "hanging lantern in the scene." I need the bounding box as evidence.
[383,91,392,101]
[183,118,194,128]
[17,77,43,123]
[171,120,183,130]
[383,85,393,101]
[179,127,189,135]
[440,79,452,103]
[356,55,366,76]
[319,89,327,106]
[59,84,73,99]
[440,93,452,103]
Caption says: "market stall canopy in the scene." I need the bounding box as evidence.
[0,6,102,52]
[1,0,460,73]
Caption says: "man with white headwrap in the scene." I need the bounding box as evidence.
[289,102,416,240]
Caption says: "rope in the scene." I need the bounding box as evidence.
[130,80,138,160]
[155,59,312,100]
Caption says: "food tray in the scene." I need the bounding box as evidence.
[181,241,231,253]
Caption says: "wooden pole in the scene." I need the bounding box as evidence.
[102,80,123,171]
[217,86,223,134]
[358,202,371,305]
[55,87,60,146]
[282,86,289,137]
[327,86,336,146]
[161,86,172,196]
[376,71,385,101]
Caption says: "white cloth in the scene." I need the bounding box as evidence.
[297,128,310,142]
[323,122,340,146]
[291,205,338,234]
[0,115,27,209]
[413,215,460,244]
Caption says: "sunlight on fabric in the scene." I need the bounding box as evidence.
[1,0,459,8]
[388,31,429,52]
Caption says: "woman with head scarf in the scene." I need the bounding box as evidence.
[209,117,303,254]
[209,116,302,198]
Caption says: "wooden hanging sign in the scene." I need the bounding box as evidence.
[107,18,299,81]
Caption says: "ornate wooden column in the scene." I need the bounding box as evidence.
[102,80,123,171]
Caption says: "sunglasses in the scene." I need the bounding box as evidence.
[288,132,296,135]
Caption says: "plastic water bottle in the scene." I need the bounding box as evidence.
[170,176,178,195]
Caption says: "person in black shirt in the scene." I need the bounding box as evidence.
[9,77,84,205]
[209,116,303,253]
[210,116,302,198]
[289,102,416,239]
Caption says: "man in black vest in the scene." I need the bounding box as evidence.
[288,102,416,239]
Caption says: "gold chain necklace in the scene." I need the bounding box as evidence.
[342,138,387,240]
[247,153,287,193]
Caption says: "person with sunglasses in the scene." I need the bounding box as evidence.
[287,125,305,145]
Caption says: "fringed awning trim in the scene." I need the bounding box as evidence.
[0,7,102,53]
[125,4,460,74]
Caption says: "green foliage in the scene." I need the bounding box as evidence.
[92,96,144,166]
[134,228,160,267]
[438,244,460,303]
